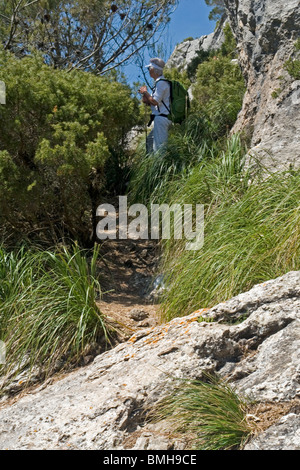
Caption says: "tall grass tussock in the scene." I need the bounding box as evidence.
[0,243,110,390]
[150,374,256,450]
[160,144,300,320]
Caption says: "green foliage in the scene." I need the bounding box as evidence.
[0,243,111,389]
[128,109,248,209]
[150,374,255,450]
[186,49,214,80]
[285,59,300,80]
[220,23,237,58]
[271,88,282,99]
[284,39,300,80]
[191,54,245,138]
[205,0,226,22]
[284,59,300,79]
[180,24,243,139]
[164,67,191,90]
[0,49,140,245]
[186,23,237,80]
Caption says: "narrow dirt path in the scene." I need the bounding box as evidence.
[97,236,163,340]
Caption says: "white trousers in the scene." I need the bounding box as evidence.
[146,116,172,154]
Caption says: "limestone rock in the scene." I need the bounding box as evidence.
[129,309,149,322]
[0,271,299,449]
[166,16,226,72]
[224,0,300,170]
[245,414,300,450]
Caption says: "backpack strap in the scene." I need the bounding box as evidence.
[153,78,171,115]
[161,99,171,114]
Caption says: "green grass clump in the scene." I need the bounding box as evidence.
[160,138,300,321]
[284,57,300,80]
[0,243,110,389]
[150,375,255,450]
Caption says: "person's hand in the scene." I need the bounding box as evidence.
[139,85,147,94]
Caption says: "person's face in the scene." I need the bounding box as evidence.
[149,67,158,80]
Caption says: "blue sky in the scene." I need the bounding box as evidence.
[123,0,217,84]
[167,0,217,50]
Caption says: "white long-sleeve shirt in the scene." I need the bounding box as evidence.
[151,76,171,116]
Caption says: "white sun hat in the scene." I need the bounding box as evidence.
[145,57,166,71]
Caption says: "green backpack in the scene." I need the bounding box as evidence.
[159,79,190,124]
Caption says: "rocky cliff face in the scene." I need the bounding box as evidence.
[224,0,300,171]
[168,0,300,171]
[0,271,299,450]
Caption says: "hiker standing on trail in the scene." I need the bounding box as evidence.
[139,57,172,154]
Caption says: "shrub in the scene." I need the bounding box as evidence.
[220,23,238,58]
[0,49,140,246]
[186,49,213,80]
[163,67,191,90]
[186,23,237,80]
[284,39,300,80]
[191,54,245,138]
